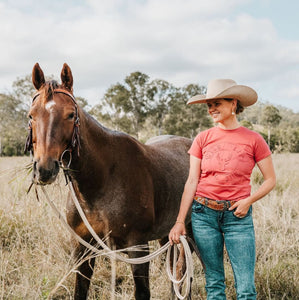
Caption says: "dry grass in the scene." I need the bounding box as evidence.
[0,154,298,299]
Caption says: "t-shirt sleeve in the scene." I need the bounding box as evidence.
[254,133,272,162]
[188,133,203,159]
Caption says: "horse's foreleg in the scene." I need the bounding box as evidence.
[128,245,150,300]
[74,244,96,300]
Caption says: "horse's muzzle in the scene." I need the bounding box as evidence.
[33,159,60,185]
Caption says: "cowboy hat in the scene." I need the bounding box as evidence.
[187,79,258,107]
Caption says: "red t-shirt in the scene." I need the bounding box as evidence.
[188,126,271,201]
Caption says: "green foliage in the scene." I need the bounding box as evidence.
[12,75,36,109]
[164,84,212,138]
[276,105,299,128]
[95,71,155,138]
[93,77,212,139]
[240,103,299,152]
[75,96,90,110]
[148,79,176,135]
[281,128,299,152]
[261,105,282,146]
[0,93,28,156]
[240,119,253,129]
[261,105,282,127]
[0,75,39,156]
[258,130,280,152]
[238,102,264,124]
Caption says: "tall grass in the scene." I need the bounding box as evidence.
[0,154,298,299]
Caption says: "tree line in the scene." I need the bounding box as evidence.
[0,72,299,156]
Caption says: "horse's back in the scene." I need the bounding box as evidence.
[146,134,190,146]
[145,135,177,145]
[145,135,192,163]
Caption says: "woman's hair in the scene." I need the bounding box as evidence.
[224,98,244,114]
[236,100,244,114]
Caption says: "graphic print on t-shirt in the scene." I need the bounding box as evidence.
[201,142,253,184]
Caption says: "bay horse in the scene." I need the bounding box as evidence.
[26,63,193,299]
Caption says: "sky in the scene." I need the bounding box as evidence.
[0,0,299,112]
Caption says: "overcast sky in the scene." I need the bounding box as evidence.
[1,0,299,112]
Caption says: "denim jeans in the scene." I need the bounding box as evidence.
[191,200,257,300]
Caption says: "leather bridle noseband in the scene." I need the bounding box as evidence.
[24,88,81,158]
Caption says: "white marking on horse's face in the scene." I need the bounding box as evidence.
[45,100,56,111]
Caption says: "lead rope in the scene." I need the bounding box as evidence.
[40,181,193,299]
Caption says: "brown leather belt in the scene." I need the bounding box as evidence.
[194,196,237,211]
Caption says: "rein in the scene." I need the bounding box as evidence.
[24,89,81,156]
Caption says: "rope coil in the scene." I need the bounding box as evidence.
[40,183,194,299]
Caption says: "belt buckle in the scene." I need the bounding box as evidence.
[218,200,228,211]
[216,199,225,211]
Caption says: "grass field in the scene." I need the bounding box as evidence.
[0,154,298,299]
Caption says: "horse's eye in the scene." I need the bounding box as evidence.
[68,112,75,119]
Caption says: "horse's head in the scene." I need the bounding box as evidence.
[26,63,80,185]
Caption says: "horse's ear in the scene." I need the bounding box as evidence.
[32,63,45,90]
[61,63,73,91]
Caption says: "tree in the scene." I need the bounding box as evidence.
[164,84,212,138]
[75,96,90,111]
[12,75,36,109]
[0,93,28,156]
[238,102,264,125]
[96,72,156,138]
[261,105,282,145]
[149,79,176,135]
[240,120,253,130]
[0,74,58,156]
[279,127,299,152]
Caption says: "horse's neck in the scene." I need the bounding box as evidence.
[70,111,114,187]
[70,110,148,201]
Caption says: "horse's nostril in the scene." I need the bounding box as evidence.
[32,159,60,184]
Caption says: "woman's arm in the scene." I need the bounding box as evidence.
[229,155,276,217]
[168,155,201,245]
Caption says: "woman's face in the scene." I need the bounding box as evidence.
[206,98,236,123]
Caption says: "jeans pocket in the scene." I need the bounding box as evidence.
[192,200,205,213]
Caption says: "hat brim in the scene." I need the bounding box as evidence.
[187,85,257,107]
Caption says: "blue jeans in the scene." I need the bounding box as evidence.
[191,200,257,300]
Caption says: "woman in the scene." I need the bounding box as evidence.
[168,79,276,300]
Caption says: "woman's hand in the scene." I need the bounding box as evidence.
[168,222,186,245]
[229,198,252,218]
[229,156,276,218]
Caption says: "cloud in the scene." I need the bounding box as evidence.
[0,0,298,111]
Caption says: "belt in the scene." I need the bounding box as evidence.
[194,196,237,211]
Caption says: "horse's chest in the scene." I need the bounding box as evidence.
[66,200,107,238]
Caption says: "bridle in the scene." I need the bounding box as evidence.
[24,88,81,158]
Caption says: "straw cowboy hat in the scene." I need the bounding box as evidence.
[187,79,258,107]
